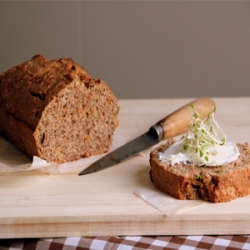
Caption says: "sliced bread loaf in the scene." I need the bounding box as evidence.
[0,55,119,163]
[150,138,250,203]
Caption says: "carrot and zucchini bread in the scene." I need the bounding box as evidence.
[0,55,119,163]
[150,107,250,203]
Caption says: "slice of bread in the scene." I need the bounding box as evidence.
[149,138,250,203]
[0,55,119,163]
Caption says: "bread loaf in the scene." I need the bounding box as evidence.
[0,55,119,163]
[150,139,250,203]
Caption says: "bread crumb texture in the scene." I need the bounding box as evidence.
[0,55,120,163]
[150,139,250,203]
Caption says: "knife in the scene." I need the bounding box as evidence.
[79,98,215,175]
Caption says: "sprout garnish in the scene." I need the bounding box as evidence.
[181,105,227,165]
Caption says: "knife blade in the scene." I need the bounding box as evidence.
[79,98,215,175]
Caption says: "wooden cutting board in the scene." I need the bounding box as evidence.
[0,98,250,239]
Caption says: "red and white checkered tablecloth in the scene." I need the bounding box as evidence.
[0,235,250,250]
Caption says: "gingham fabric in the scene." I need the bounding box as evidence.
[0,235,250,250]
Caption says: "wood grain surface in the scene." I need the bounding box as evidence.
[0,98,249,238]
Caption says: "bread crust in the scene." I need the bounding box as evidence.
[0,55,119,163]
[150,139,250,202]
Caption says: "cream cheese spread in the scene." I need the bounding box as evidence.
[159,139,240,166]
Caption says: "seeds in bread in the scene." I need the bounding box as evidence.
[150,138,250,203]
[0,55,120,163]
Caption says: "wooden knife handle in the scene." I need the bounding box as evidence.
[151,98,216,140]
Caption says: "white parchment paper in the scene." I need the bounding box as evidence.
[134,187,205,216]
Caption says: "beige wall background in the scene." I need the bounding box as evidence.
[1,1,250,99]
